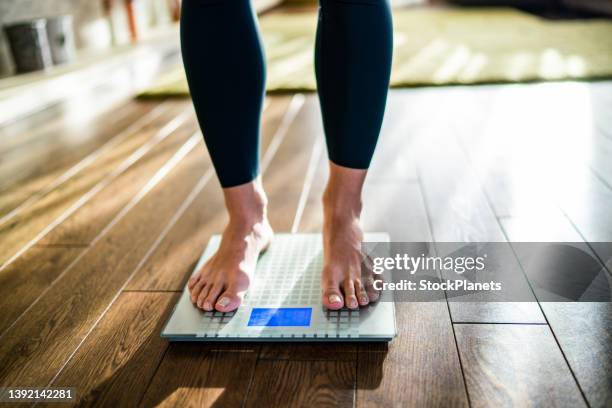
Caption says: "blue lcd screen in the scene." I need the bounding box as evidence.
[248,308,312,327]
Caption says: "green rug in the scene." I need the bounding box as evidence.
[139,7,612,97]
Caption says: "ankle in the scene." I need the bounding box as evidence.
[223,179,268,226]
[323,161,367,220]
[322,187,362,221]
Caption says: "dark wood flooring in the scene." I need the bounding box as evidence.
[0,79,610,407]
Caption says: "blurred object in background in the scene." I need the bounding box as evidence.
[168,0,181,22]
[448,0,557,7]
[563,0,612,16]
[125,0,170,43]
[0,0,114,77]
[75,1,113,50]
[125,0,140,42]
[0,0,178,78]
[447,0,612,16]
[103,0,132,46]
[284,0,428,5]
[0,39,13,77]
[105,0,175,45]
[46,15,76,65]
[151,0,173,25]
[390,0,428,5]
[3,19,53,73]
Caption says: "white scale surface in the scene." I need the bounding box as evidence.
[162,233,395,342]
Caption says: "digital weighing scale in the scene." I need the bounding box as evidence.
[162,233,396,342]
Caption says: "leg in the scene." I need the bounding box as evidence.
[315,0,393,309]
[181,0,272,312]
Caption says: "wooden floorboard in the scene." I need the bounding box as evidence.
[245,360,355,407]
[0,79,609,407]
[412,91,544,324]
[361,97,467,404]
[447,82,611,407]
[357,303,468,408]
[0,97,151,156]
[37,120,199,246]
[502,218,612,408]
[51,292,178,406]
[455,324,587,408]
[0,135,209,387]
[0,99,161,195]
[0,187,36,221]
[365,92,420,183]
[0,103,190,266]
[537,302,612,408]
[140,346,258,407]
[0,246,82,334]
[0,101,166,234]
[0,115,199,336]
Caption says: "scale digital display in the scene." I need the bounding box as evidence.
[247,307,312,327]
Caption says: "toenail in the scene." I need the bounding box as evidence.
[360,296,368,304]
[349,299,358,308]
[329,294,342,305]
[203,301,211,310]
[217,297,230,307]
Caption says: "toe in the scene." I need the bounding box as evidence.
[354,280,369,306]
[187,272,200,289]
[322,285,344,310]
[203,283,223,311]
[343,280,358,309]
[190,278,206,304]
[365,276,380,302]
[196,284,212,310]
[215,290,242,312]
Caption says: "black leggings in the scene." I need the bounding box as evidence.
[181,0,393,187]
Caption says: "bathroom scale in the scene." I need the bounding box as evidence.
[162,233,396,342]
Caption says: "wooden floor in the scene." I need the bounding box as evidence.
[0,80,611,407]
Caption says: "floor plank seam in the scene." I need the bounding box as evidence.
[33,243,90,248]
[0,102,169,228]
[291,137,323,233]
[0,132,200,341]
[0,109,192,273]
[456,123,612,283]
[260,94,305,173]
[44,168,211,389]
[241,352,262,408]
[445,293,473,408]
[586,163,612,196]
[451,321,549,326]
[454,132,593,408]
[499,224,593,407]
[138,343,171,407]
[353,345,359,408]
[415,166,473,408]
[42,136,203,389]
[595,120,612,142]
[122,289,183,293]
[557,208,612,279]
[258,356,358,362]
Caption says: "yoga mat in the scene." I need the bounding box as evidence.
[139,6,612,97]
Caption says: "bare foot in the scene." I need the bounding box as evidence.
[321,163,379,310]
[188,178,273,312]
